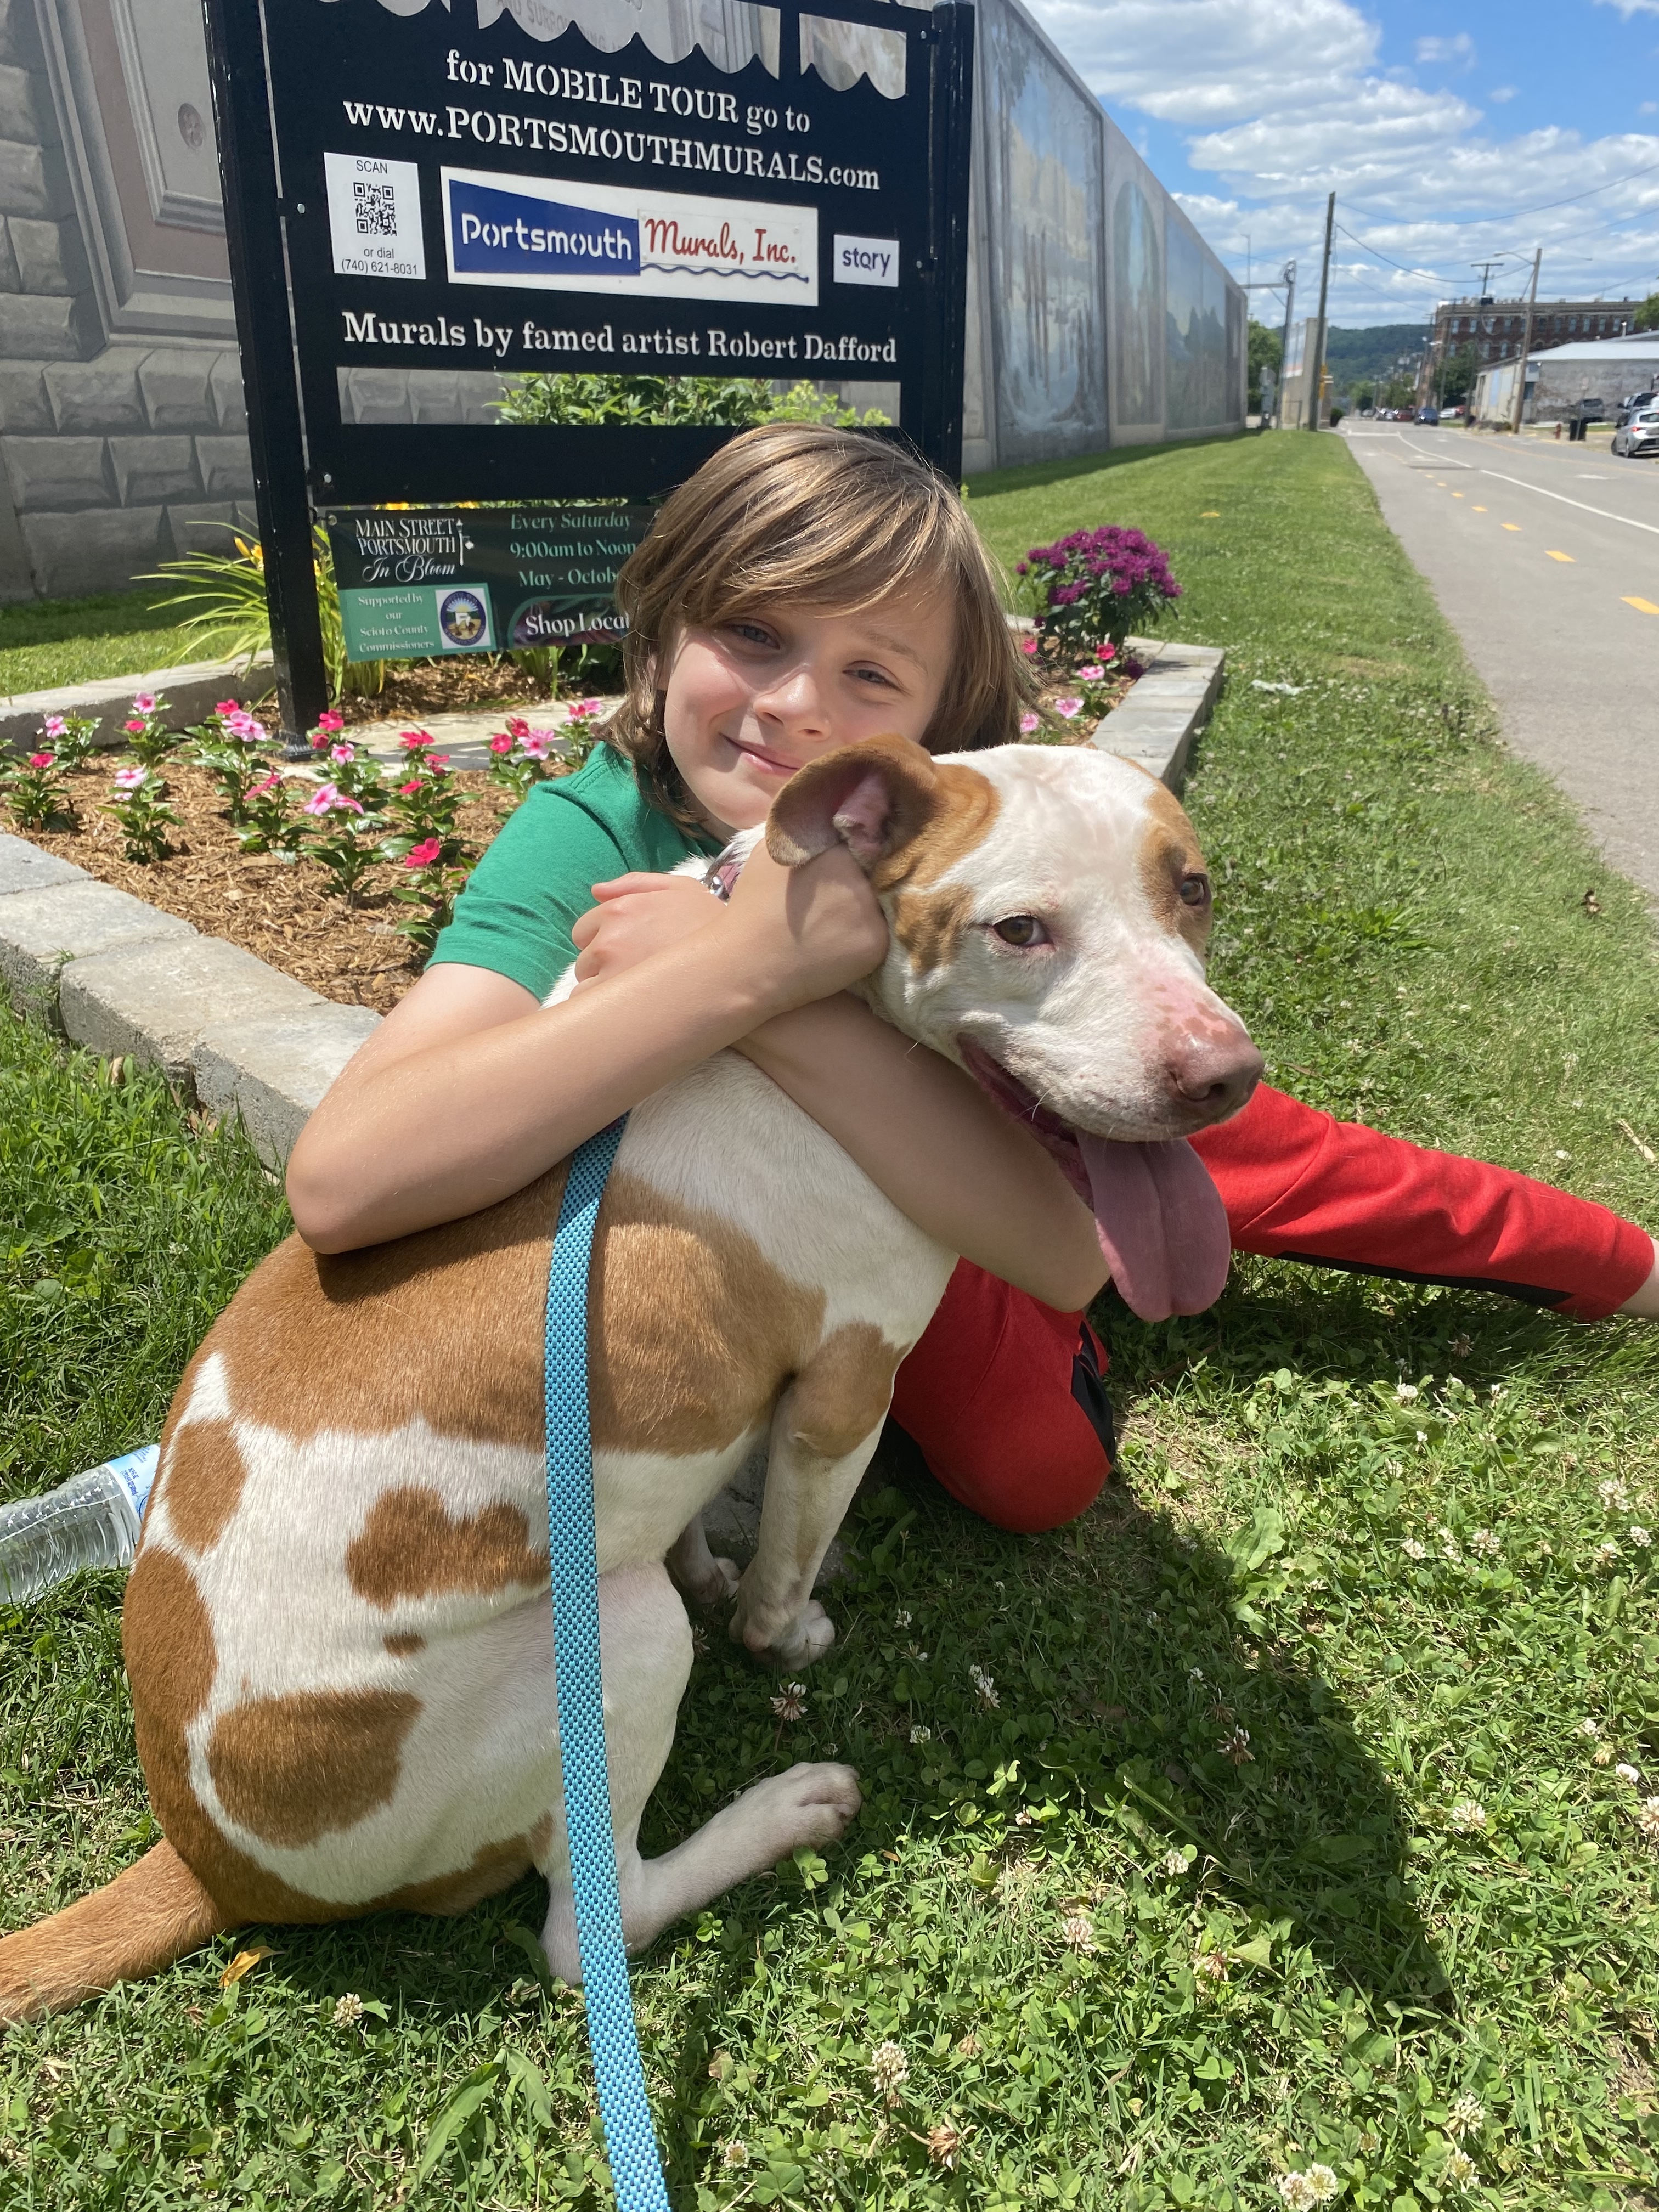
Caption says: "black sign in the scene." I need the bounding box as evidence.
[325,504,653,657]
[202,0,972,745]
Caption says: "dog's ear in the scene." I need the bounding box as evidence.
[766,735,941,872]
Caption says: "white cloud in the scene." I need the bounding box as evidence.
[1593,0,1659,16]
[1488,84,1517,103]
[1026,0,1659,319]
[1415,31,1475,65]
[1644,100,1659,114]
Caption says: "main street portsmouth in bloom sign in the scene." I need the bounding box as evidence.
[439,166,819,305]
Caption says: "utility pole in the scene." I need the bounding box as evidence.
[1306,192,1335,432]
[1509,246,1542,435]
[1275,259,1296,428]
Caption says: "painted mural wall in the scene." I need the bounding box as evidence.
[961,0,1246,472]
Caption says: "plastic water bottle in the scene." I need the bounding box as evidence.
[0,1446,159,1604]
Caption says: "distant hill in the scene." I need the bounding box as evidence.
[1323,324,1431,388]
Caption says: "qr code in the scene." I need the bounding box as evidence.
[353,179,398,236]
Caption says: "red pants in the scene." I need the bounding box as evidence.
[889,1084,1654,1534]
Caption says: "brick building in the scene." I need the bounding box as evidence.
[1421,295,1644,398]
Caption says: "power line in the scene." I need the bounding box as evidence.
[1343,153,1659,237]
[1334,222,1457,288]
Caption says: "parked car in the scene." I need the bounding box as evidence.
[1415,406,1440,425]
[1616,390,1656,428]
[1612,407,1659,458]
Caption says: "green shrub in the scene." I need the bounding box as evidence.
[495,372,889,430]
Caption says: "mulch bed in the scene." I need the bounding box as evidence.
[19,755,562,1014]
[326,653,572,728]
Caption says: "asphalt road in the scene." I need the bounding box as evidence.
[1341,423,1659,899]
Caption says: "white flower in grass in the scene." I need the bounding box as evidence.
[1629,1525,1652,1549]
[770,1682,808,1722]
[969,1664,1000,1709]
[1578,1718,1600,1737]
[870,2040,909,2102]
[1446,2094,1485,2137]
[910,1724,932,1746]
[1403,1538,1429,1560]
[1395,1383,1420,1402]
[1218,1726,1254,1765]
[1596,1540,1621,1566]
[1194,1947,1230,1983]
[1277,2169,1340,2210]
[721,2139,749,2169]
[1470,1528,1500,1558]
[1599,1478,1630,1511]
[1059,1912,1095,1953]
[332,1992,364,2027]
[894,1609,912,1629]
[1443,2147,1478,2188]
[1638,1796,1659,1845]
[1162,1849,1188,1877]
[1593,1745,1613,1766]
[1449,1800,1487,1834]
[1616,1763,1641,1784]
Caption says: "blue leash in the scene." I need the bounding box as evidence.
[543,1115,670,2212]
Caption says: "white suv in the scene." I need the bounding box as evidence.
[1612,408,1659,458]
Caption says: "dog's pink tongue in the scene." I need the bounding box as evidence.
[1077,1136,1231,1322]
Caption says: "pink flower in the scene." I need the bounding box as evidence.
[113,767,148,791]
[1019,637,1039,657]
[215,699,241,716]
[404,837,443,868]
[1018,712,1041,735]
[398,778,423,797]
[316,710,346,733]
[130,693,156,714]
[225,712,262,743]
[303,782,363,817]
[520,731,551,759]
[399,729,433,751]
[43,715,67,737]
[1096,643,1117,662]
[249,772,282,795]
[427,755,450,771]
[1076,663,1105,682]
[123,719,145,735]
[506,716,529,740]
[28,752,54,769]
[488,731,514,755]
[1054,697,1084,720]
[567,698,602,721]
[329,742,356,764]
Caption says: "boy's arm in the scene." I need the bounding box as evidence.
[732,997,1108,1312]
[1191,1083,1657,1321]
[287,842,887,1251]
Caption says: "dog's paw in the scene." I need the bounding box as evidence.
[681,1553,742,1609]
[737,1762,862,1865]
[731,1594,836,1669]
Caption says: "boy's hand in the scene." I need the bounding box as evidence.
[572,872,721,984]
[725,837,890,1010]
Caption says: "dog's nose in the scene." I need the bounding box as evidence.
[1165,1031,1265,1118]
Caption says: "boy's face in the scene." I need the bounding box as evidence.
[658,589,956,836]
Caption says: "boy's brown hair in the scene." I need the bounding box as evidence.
[607,422,1032,823]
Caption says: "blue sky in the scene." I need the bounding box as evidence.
[1028,0,1659,325]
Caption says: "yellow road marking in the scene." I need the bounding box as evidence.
[1546,550,1575,562]
[1453,492,1464,499]
[1503,523,1521,532]
[1474,504,1488,511]
[1625,597,1659,615]
[1200,510,1220,517]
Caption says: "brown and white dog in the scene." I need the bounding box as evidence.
[0,735,1260,2020]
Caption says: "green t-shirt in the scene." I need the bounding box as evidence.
[428,743,720,1000]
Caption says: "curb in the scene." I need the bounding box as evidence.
[1,654,274,759]
[1093,637,1224,791]
[0,829,377,1167]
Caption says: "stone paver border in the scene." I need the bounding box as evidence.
[0,636,1222,1173]
[1,653,274,758]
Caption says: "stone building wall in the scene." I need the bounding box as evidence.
[0,0,254,604]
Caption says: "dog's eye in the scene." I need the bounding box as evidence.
[1178,873,1211,908]
[992,914,1051,947]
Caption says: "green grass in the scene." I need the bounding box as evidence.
[0,586,210,699]
[5,432,1659,2209]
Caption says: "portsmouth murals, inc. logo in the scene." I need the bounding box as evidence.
[442,167,817,306]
